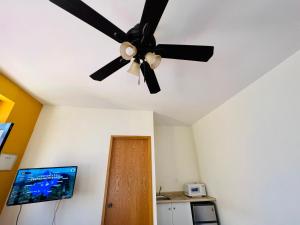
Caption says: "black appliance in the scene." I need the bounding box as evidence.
[191,202,219,225]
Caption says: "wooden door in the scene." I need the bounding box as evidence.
[102,136,153,225]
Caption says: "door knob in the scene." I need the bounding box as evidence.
[107,203,113,208]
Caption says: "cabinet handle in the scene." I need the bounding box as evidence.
[173,207,176,210]
[168,208,171,210]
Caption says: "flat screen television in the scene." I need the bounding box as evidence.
[7,166,77,206]
[0,123,14,153]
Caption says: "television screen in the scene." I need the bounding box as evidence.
[7,166,77,206]
[0,123,14,153]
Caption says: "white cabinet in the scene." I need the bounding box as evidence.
[157,203,193,225]
[157,203,173,225]
[172,203,193,225]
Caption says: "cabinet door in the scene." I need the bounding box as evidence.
[157,204,173,225]
[172,203,193,225]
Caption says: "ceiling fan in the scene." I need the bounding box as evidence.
[49,0,214,94]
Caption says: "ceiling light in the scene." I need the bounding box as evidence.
[145,52,162,69]
[120,42,137,60]
[127,58,140,76]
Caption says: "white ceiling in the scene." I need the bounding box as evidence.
[1,0,300,124]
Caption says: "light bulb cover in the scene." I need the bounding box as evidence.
[145,52,162,69]
[127,59,140,76]
[120,42,137,60]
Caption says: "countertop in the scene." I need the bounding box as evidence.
[156,192,216,204]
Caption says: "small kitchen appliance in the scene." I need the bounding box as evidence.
[191,202,219,225]
[184,183,207,197]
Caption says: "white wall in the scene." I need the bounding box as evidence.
[0,106,157,225]
[154,126,200,192]
[192,51,300,225]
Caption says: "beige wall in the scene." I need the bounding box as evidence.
[155,125,200,192]
[0,106,157,225]
[192,51,300,225]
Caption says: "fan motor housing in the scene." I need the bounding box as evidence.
[125,24,156,59]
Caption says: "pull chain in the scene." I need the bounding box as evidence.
[138,73,141,85]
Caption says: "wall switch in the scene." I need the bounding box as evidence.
[0,153,17,171]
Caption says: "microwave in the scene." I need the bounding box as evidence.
[184,183,207,197]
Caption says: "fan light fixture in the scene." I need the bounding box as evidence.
[145,52,161,69]
[128,58,140,76]
[120,42,137,60]
[49,0,214,94]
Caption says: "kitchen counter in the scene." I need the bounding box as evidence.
[156,191,216,204]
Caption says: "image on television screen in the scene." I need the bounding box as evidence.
[7,166,77,206]
[0,123,14,153]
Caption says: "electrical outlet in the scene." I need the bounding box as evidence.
[0,153,17,171]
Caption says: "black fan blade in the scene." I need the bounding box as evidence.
[154,44,214,62]
[50,0,126,43]
[90,56,129,81]
[141,61,161,94]
[140,0,169,38]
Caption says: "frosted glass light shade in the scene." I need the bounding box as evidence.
[128,60,140,76]
[145,52,161,69]
[120,42,137,60]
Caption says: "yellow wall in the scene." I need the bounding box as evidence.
[0,94,15,122]
[0,73,42,212]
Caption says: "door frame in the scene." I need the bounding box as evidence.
[101,135,153,225]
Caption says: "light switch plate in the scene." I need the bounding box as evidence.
[0,153,17,171]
